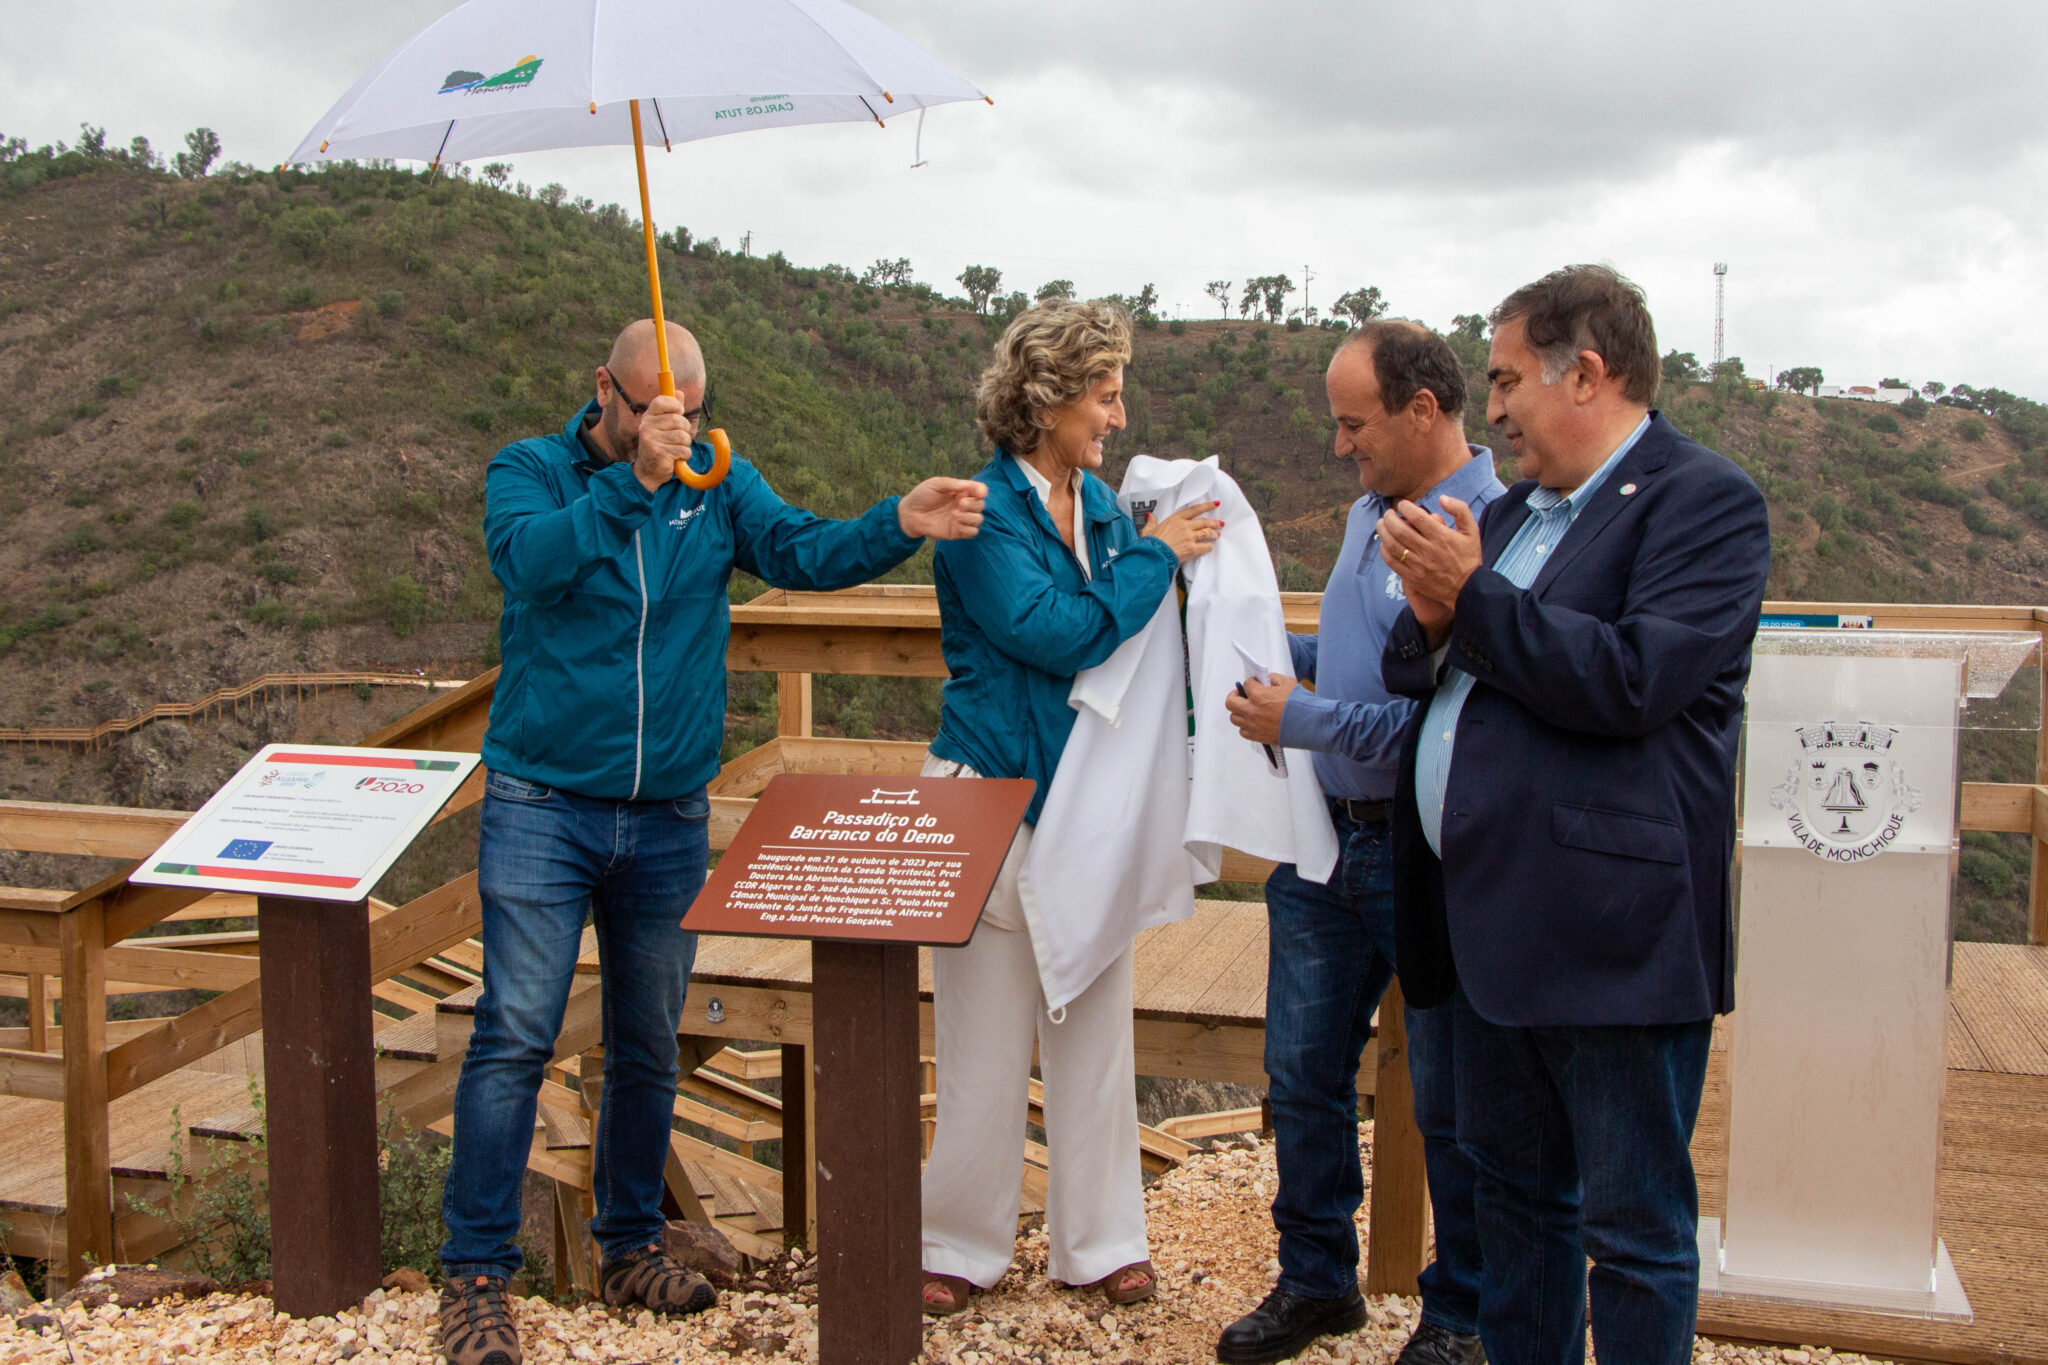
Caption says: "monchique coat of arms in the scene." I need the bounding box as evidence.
[1767,719,1924,863]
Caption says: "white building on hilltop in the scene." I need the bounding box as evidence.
[1817,383,1913,405]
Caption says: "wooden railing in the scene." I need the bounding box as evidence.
[3,589,2046,1287]
[0,672,464,752]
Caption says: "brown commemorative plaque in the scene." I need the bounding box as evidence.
[685,772,1034,945]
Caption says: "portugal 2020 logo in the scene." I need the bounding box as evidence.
[1767,719,1922,863]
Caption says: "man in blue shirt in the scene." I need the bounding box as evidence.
[437,319,987,1365]
[1379,267,1769,1365]
[1219,322,1502,1365]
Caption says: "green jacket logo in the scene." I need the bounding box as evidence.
[440,55,542,95]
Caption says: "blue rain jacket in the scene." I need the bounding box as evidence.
[929,452,1180,824]
[482,401,921,799]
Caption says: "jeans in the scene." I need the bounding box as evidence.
[1452,985,1713,1365]
[439,772,710,1278]
[1263,813,1481,1332]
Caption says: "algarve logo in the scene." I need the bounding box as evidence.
[1767,719,1922,863]
[439,56,543,95]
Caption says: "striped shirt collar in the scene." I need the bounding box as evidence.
[1525,413,1651,515]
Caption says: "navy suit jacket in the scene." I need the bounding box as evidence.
[1382,413,1771,1027]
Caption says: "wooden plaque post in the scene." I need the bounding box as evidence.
[812,942,923,1364]
[257,895,384,1318]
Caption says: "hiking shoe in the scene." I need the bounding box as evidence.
[599,1241,718,1315]
[439,1274,521,1365]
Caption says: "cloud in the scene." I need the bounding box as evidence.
[3,0,2047,394]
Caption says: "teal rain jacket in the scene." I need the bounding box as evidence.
[481,401,922,800]
[929,452,1180,825]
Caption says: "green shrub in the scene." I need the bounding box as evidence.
[1867,412,1900,435]
[1904,472,1969,507]
[242,506,275,542]
[258,561,300,584]
[283,281,320,309]
[174,434,198,451]
[1810,492,1841,530]
[376,288,407,318]
[244,599,292,627]
[1961,416,1988,443]
[163,500,204,528]
[463,408,496,433]
[125,1084,271,1285]
[1900,395,1930,419]
[1168,319,1187,336]
[380,572,428,635]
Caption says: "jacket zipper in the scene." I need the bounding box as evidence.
[631,529,648,799]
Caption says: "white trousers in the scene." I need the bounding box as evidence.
[921,924,1150,1288]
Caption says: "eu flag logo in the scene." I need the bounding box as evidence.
[219,839,273,860]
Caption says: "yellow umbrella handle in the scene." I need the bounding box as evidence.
[678,427,732,490]
[630,97,731,492]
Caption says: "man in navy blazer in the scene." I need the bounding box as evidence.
[1376,266,1770,1365]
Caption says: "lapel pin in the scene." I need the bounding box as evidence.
[1620,482,1638,496]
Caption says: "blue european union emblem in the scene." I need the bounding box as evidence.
[219,839,273,860]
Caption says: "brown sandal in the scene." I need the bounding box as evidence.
[922,1272,972,1316]
[1094,1260,1157,1305]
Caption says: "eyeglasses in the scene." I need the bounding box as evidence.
[602,366,714,427]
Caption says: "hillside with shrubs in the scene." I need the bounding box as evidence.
[3,124,2048,935]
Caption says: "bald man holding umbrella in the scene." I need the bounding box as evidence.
[438,318,985,1365]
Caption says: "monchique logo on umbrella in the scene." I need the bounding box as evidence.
[1766,719,1923,863]
[439,56,543,95]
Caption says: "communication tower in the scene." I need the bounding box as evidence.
[1713,262,1728,366]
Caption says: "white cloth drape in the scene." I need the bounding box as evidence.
[1020,456,1337,1011]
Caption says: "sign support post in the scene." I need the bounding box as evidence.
[812,942,923,1364]
[257,894,383,1318]
[131,743,481,1320]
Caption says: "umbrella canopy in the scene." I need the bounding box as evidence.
[286,0,986,491]
[284,0,988,166]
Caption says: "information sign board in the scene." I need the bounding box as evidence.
[131,744,480,902]
[685,773,1033,945]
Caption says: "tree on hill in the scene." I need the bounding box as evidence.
[1331,286,1387,328]
[174,127,220,179]
[1205,280,1232,318]
[1776,366,1824,395]
[1035,279,1074,303]
[1923,381,1947,398]
[957,264,1001,314]
[1662,350,1705,385]
[1240,275,1293,323]
[1451,313,1486,342]
[861,257,913,287]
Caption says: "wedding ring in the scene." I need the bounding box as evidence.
[1401,548,1411,562]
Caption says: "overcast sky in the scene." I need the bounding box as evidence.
[7,1,2045,396]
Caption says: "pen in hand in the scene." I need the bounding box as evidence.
[1235,681,1281,770]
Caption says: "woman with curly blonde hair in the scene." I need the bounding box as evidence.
[919,299,1222,1315]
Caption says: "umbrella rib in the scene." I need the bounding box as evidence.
[857,96,885,129]
[651,98,672,152]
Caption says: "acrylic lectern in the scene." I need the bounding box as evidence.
[1701,628,2042,1319]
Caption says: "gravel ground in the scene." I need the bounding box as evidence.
[0,1126,1899,1364]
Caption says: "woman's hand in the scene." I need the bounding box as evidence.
[1143,500,1224,564]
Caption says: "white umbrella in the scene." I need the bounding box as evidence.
[287,0,989,488]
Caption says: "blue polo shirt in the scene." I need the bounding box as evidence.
[1277,449,1505,800]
